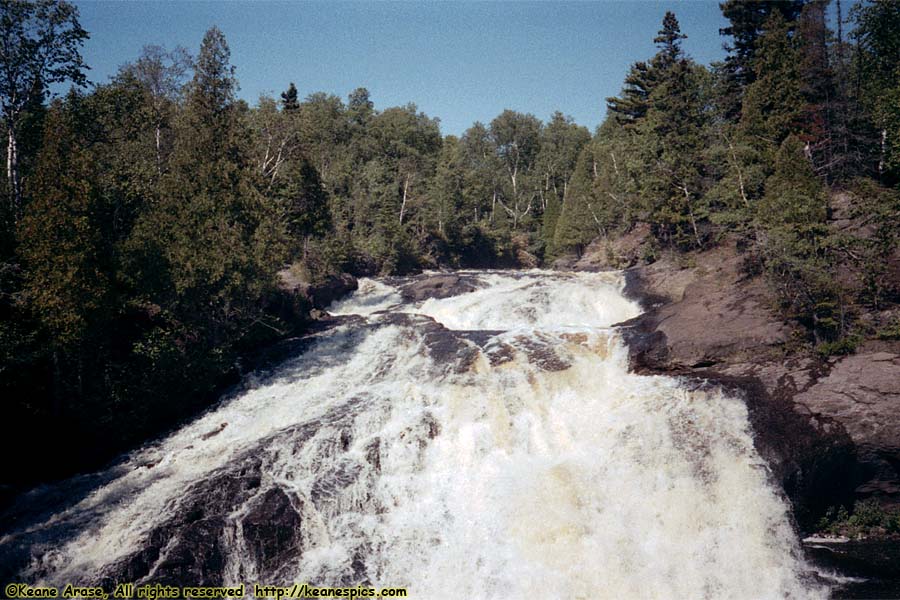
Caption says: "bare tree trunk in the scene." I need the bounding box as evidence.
[681,184,702,249]
[399,174,410,225]
[155,122,162,174]
[879,129,887,178]
[7,124,21,219]
[724,135,749,209]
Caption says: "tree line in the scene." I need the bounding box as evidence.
[558,0,899,352]
[1,0,898,485]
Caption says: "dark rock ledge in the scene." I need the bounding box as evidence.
[583,239,900,596]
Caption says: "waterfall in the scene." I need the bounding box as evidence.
[0,270,827,599]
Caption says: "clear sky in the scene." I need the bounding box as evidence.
[70,1,731,136]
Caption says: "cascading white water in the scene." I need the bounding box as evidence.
[2,270,828,599]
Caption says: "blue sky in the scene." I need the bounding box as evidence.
[71,1,731,136]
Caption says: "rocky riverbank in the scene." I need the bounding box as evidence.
[560,227,900,596]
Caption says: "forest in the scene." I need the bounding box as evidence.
[1,0,898,488]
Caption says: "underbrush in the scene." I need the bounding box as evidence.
[816,499,900,538]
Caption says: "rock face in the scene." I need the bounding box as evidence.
[794,352,900,498]
[554,222,655,271]
[278,269,359,310]
[396,273,481,302]
[607,238,900,529]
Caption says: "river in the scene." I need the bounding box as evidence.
[0,270,831,598]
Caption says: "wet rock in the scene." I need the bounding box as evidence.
[513,337,571,372]
[242,487,304,580]
[398,273,480,302]
[93,418,354,587]
[377,312,481,374]
[149,516,227,585]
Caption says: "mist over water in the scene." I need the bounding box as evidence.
[1,270,827,599]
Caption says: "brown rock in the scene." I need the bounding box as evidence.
[398,273,480,302]
[615,236,900,529]
[794,351,900,496]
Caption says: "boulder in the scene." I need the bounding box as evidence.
[398,273,480,302]
[573,222,654,271]
[278,269,358,311]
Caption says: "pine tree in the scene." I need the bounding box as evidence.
[536,112,590,255]
[16,98,115,415]
[719,0,805,89]
[18,100,111,352]
[427,136,465,239]
[127,27,285,357]
[758,135,828,228]
[758,135,838,344]
[634,13,712,248]
[796,0,838,178]
[851,0,900,183]
[281,82,299,111]
[607,61,658,125]
[740,12,804,157]
[553,142,604,255]
[654,11,688,64]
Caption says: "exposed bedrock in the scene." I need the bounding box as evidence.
[591,239,900,531]
[393,272,482,302]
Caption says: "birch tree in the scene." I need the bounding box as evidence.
[1,0,88,219]
[489,110,541,230]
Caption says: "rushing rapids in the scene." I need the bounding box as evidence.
[0,270,830,598]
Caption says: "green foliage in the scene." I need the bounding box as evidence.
[740,12,803,154]
[815,334,862,358]
[4,0,900,487]
[757,136,845,343]
[818,500,900,537]
[845,179,900,308]
[0,0,89,217]
[758,136,828,227]
[280,82,299,111]
[876,317,900,341]
[719,0,804,90]
[852,0,900,184]
[17,100,113,350]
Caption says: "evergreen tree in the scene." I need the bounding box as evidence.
[719,0,805,90]
[427,136,465,239]
[281,82,299,111]
[851,0,900,183]
[553,141,603,255]
[127,27,285,361]
[634,13,712,248]
[654,11,688,63]
[17,98,113,412]
[740,12,804,157]
[758,135,838,343]
[796,0,837,177]
[535,112,590,254]
[607,61,658,125]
